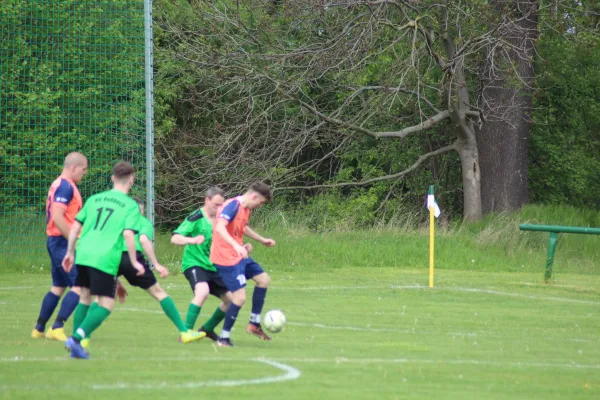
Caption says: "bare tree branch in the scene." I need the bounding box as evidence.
[276,142,457,190]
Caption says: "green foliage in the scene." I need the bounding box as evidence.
[0,0,147,256]
[530,27,600,209]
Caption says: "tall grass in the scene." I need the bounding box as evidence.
[2,204,599,279]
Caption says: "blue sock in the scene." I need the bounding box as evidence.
[221,303,242,335]
[52,291,80,329]
[250,287,267,325]
[36,292,60,332]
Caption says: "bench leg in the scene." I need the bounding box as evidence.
[545,232,559,283]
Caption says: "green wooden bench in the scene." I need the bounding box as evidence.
[519,224,600,282]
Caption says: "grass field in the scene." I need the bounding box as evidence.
[2,267,599,399]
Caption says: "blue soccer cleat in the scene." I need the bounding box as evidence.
[65,337,89,359]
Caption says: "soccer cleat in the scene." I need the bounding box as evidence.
[198,326,219,342]
[216,338,234,347]
[81,338,90,349]
[46,327,68,342]
[180,329,206,344]
[65,337,89,360]
[246,323,272,341]
[31,329,45,339]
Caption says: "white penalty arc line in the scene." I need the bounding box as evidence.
[1,358,301,391]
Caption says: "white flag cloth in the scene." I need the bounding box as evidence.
[427,194,441,218]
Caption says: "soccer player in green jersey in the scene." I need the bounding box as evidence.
[61,161,143,359]
[74,198,206,349]
[171,187,236,341]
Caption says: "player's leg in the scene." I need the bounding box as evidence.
[183,267,210,330]
[48,257,81,340]
[216,263,247,347]
[120,257,204,343]
[66,266,116,359]
[245,259,271,340]
[33,237,67,338]
[146,282,205,342]
[198,274,231,341]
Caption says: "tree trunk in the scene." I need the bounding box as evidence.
[456,137,483,221]
[445,33,483,221]
[477,0,539,214]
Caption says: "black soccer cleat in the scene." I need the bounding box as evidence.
[198,326,219,342]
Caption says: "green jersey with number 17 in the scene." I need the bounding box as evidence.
[75,189,140,276]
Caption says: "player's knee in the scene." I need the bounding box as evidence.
[97,296,115,311]
[193,290,209,304]
[51,286,65,296]
[70,286,81,296]
[79,288,92,304]
[148,284,167,301]
[232,289,246,306]
[255,273,270,288]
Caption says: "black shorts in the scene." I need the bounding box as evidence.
[118,252,157,290]
[75,265,117,298]
[183,267,228,298]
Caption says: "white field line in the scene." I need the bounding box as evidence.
[1,358,300,391]
[165,283,600,305]
[14,282,600,305]
[286,322,595,343]
[112,307,595,344]
[0,286,34,290]
[1,355,599,372]
[92,359,301,390]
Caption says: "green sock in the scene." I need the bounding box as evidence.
[73,306,111,341]
[202,306,226,332]
[72,303,89,333]
[185,303,201,330]
[86,302,99,339]
[160,296,187,332]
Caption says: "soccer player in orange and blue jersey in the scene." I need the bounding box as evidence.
[210,182,276,347]
[32,152,88,342]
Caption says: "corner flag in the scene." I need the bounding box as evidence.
[427,185,440,288]
[427,186,441,218]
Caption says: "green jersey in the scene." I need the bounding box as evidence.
[75,189,140,275]
[173,208,215,272]
[121,215,154,253]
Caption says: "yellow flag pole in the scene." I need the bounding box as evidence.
[428,185,435,288]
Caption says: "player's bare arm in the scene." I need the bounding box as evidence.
[62,220,83,272]
[171,234,204,246]
[51,203,71,239]
[139,234,168,278]
[123,229,145,275]
[244,226,276,247]
[215,218,248,258]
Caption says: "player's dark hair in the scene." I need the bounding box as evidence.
[249,181,272,203]
[133,197,144,206]
[206,187,225,199]
[113,161,135,180]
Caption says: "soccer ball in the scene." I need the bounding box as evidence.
[263,310,286,333]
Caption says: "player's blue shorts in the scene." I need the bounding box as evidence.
[47,236,77,288]
[215,258,264,292]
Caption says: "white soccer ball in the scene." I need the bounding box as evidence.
[263,310,286,333]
